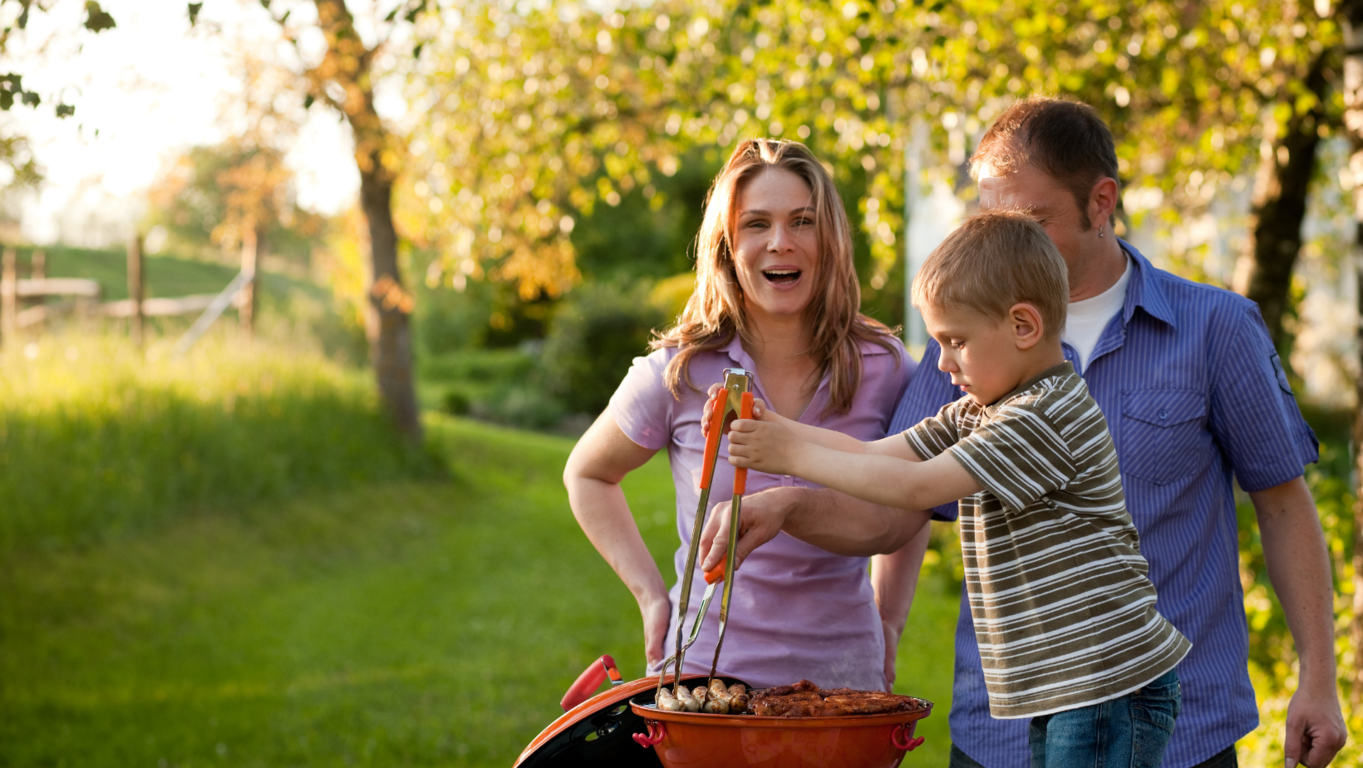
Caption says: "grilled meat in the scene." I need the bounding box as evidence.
[748,680,926,718]
[676,685,700,712]
[727,683,749,714]
[655,687,684,712]
[702,679,731,714]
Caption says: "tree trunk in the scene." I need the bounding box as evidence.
[1236,51,1331,353]
[1340,0,1363,707]
[297,0,422,442]
[358,150,421,439]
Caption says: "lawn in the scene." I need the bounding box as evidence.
[0,414,959,766]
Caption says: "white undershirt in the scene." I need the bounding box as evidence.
[1063,255,1131,373]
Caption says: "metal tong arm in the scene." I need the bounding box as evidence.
[708,390,753,687]
[653,561,726,699]
[669,368,751,694]
[668,387,727,692]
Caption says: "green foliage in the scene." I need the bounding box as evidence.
[0,332,442,554]
[0,0,114,118]
[82,1,116,33]
[569,145,719,282]
[414,272,552,354]
[540,281,666,415]
[418,347,564,430]
[406,0,1343,320]
[0,128,40,189]
[0,415,958,765]
[142,143,330,269]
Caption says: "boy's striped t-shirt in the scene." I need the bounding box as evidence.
[905,362,1190,719]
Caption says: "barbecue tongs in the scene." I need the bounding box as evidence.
[662,367,753,697]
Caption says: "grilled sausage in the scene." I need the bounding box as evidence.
[676,684,700,712]
[656,687,683,712]
[703,679,731,714]
[727,683,749,714]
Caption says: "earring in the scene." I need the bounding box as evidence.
[1098,224,1105,239]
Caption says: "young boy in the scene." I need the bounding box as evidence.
[725,211,1190,766]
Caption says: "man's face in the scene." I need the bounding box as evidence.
[977,163,1092,292]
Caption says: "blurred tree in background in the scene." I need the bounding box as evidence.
[143,142,327,270]
[256,0,425,439]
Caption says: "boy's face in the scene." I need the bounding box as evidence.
[921,303,1026,407]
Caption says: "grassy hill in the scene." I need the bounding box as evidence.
[6,245,364,361]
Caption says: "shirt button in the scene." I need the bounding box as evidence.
[1157,409,1169,420]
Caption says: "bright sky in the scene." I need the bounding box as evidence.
[4,0,360,246]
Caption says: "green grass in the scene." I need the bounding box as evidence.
[0,333,440,553]
[11,245,324,304]
[0,411,959,766]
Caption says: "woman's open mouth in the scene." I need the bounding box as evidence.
[762,268,802,285]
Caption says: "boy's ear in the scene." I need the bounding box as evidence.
[1009,303,1045,350]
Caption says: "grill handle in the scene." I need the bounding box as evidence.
[559,654,623,711]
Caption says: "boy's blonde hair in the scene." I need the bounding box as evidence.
[912,212,1068,339]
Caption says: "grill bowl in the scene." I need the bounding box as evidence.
[628,690,932,768]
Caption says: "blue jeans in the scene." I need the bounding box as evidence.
[1027,669,1181,768]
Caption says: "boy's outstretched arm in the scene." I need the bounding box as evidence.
[728,418,980,511]
[703,388,915,459]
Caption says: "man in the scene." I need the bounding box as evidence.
[700,97,1346,767]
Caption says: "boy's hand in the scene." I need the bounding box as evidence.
[700,384,766,438]
[727,411,797,476]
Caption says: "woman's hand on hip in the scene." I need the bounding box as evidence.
[639,591,672,670]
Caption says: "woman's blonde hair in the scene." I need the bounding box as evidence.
[652,138,900,414]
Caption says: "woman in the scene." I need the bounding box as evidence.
[563,139,915,690]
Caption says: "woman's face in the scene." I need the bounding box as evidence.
[730,167,820,324]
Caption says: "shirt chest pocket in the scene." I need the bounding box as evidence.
[1119,389,1211,486]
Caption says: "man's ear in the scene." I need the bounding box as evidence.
[1009,303,1045,350]
[1088,177,1119,230]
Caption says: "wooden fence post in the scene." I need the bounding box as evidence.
[30,248,45,332]
[1,247,16,348]
[240,226,257,340]
[128,233,144,348]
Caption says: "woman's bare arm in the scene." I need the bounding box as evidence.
[563,411,670,667]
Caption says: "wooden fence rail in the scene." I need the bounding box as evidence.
[1,245,253,351]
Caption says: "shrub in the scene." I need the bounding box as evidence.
[539,281,666,415]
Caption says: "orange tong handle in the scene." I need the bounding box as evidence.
[699,391,726,490]
[704,561,726,584]
[733,392,754,494]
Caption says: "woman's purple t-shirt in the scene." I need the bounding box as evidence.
[608,334,913,690]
